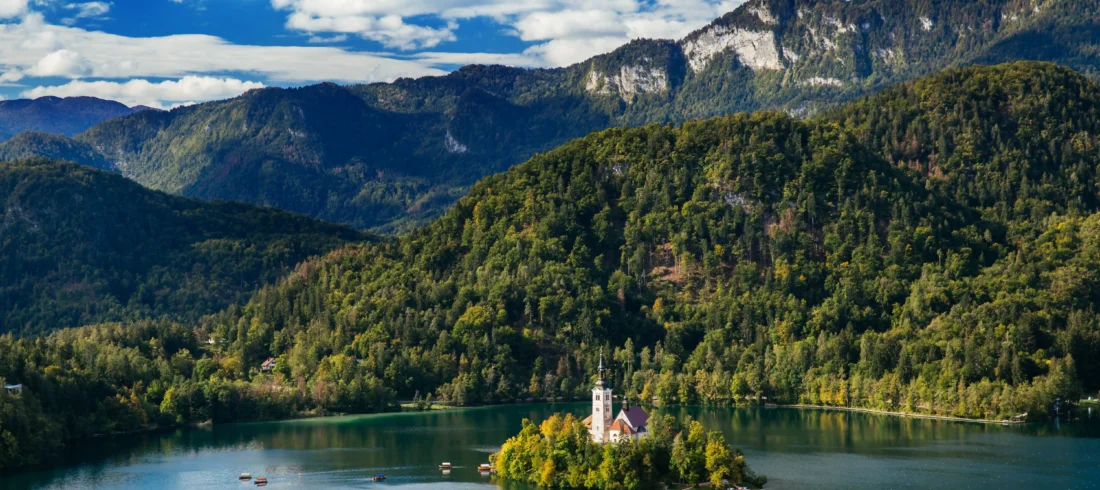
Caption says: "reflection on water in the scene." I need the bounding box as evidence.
[3,404,1098,490]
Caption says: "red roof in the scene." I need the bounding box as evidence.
[582,415,592,427]
[609,419,635,434]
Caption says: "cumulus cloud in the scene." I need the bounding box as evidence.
[26,49,92,77]
[271,0,748,66]
[22,76,266,109]
[0,0,28,19]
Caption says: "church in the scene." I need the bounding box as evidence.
[583,354,649,443]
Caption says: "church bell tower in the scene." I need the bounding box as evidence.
[590,350,613,443]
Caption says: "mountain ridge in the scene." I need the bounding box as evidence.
[7,0,1100,232]
[0,96,138,142]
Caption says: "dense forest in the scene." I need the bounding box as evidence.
[4,0,1097,232]
[0,159,365,335]
[3,62,1100,472]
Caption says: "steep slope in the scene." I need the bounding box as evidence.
[0,158,366,335]
[0,97,135,142]
[14,0,1097,233]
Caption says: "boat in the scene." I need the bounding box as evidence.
[254,477,268,486]
[372,474,387,481]
[439,462,453,470]
[478,463,492,472]
[239,473,252,480]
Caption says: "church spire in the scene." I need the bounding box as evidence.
[598,348,605,381]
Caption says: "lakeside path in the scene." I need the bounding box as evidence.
[785,404,1025,424]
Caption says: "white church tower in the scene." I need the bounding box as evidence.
[590,351,613,443]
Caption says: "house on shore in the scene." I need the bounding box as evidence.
[4,384,23,395]
[261,358,276,372]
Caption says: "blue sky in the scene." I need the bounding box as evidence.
[0,0,743,108]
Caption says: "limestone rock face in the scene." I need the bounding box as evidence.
[585,66,671,101]
[682,25,783,72]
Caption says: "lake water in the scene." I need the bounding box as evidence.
[3,404,1099,490]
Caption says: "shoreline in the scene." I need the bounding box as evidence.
[783,404,1025,425]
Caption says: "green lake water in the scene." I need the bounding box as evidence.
[2,403,1098,489]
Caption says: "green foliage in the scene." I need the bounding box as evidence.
[0,132,114,171]
[490,413,764,489]
[0,158,365,335]
[0,320,396,470]
[198,63,1099,423]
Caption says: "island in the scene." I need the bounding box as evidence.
[491,359,767,489]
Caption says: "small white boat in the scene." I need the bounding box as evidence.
[239,473,252,480]
[478,463,492,473]
[439,462,453,470]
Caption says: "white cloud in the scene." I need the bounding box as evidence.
[61,1,111,24]
[26,49,92,77]
[307,34,348,44]
[22,76,266,109]
[0,0,28,19]
[0,13,446,84]
[286,11,456,50]
[270,0,749,66]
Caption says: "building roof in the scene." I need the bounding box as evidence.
[619,406,649,428]
[609,419,635,434]
[3,384,21,389]
[582,415,593,428]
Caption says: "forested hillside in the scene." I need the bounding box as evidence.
[9,0,1098,232]
[3,62,1100,472]
[0,159,365,335]
[0,132,115,172]
[203,62,1099,416]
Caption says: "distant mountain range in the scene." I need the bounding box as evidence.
[1,0,1097,232]
[0,96,147,142]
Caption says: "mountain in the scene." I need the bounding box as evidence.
[11,0,1098,233]
[0,158,366,335]
[202,62,1100,416]
[4,62,1100,472]
[0,96,136,142]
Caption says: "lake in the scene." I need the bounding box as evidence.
[3,403,1098,489]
